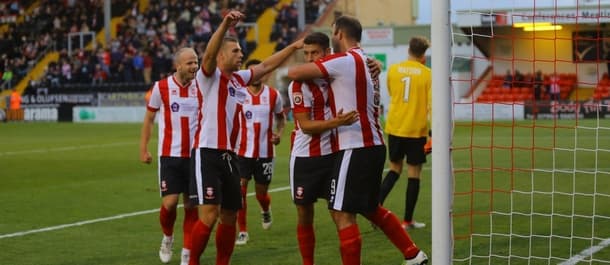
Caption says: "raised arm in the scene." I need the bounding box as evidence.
[287,62,325,82]
[201,10,244,74]
[251,38,304,83]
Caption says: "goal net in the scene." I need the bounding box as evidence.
[448,1,610,264]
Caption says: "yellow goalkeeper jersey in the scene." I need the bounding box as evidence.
[385,60,431,138]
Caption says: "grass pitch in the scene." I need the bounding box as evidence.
[1,119,609,264]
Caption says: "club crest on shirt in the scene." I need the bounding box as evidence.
[205,187,215,200]
[171,102,180,112]
[228,86,236,96]
[245,110,253,119]
[292,92,303,105]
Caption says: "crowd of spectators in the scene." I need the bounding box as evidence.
[272,0,330,51]
[1,0,130,91]
[2,0,326,91]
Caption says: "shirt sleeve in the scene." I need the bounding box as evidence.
[314,52,349,80]
[288,81,310,113]
[147,83,161,112]
[196,67,216,96]
[235,69,253,86]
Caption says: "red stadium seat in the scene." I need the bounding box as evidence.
[478,94,490,102]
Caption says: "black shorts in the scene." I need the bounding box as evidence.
[328,145,386,214]
[189,148,242,211]
[159,156,191,197]
[289,153,337,205]
[388,134,427,165]
[237,156,274,185]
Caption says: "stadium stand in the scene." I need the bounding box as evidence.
[476,71,577,102]
[0,0,131,91]
[593,74,610,100]
[2,0,325,93]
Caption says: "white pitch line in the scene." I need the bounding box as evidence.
[0,142,136,156]
[558,238,610,265]
[0,186,291,240]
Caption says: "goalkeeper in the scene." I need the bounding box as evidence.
[378,36,432,230]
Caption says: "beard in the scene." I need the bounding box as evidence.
[332,40,341,53]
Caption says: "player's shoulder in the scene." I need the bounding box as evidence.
[288,80,306,90]
[264,84,280,94]
[152,76,171,91]
[319,52,349,63]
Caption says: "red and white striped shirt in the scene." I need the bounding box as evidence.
[235,85,283,158]
[288,79,338,157]
[314,48,384,150]
[193,67,251,151]
[147,75,200,158]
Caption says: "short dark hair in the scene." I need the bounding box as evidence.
[304,32,330,49]
[333,16,362,42]
[222,36,239,46]
[245,59,261,69]
[408,36,430,58]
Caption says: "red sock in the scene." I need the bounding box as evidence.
[160,205,177,236]
[338,224,361,265]
[188,220,212,265]
[237,185,248,232]
[215,223,236,265]
[297,224,315,265]
[182,207,198,250]
[368,206,420,258]
[256,193,271,212]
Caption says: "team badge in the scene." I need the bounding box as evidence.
[205,187,215,200]
[228,86,236,96]
[245,110,253,119]
[296,187,304,200]
[171,102,180,112]
[292,92,303,105]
